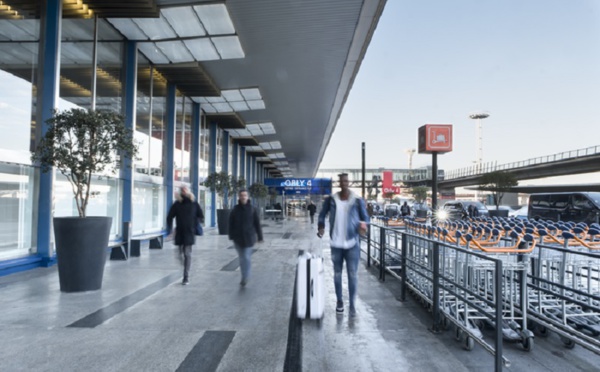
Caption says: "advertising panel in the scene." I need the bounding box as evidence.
[381,171,400,194]
[264,178,332,195]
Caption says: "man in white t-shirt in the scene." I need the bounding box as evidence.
[318,173,369,316]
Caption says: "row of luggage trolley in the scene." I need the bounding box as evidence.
[363,215,600,370]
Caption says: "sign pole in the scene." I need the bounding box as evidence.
[361,142,366,199]
[432,152,438,213]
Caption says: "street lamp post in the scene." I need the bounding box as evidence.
[468,112,489,173]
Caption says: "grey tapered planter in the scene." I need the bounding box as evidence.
[217,209,231,235]
[54,216,112,293]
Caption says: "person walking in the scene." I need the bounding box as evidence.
[229,189,264,287]
[166,186,204,285]
[400,201,411,217]
[307,201,317,224]
[318,173,369,316]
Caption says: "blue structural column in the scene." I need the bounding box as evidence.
[221,131,229,207]
[35,0,62,265]
[251,156,256,184]
[190,103,201,200]
[246,153,251,188]
[232,143,239,180]
[165,84,176,212]
[239,147,246,184]
[209,122,217,227]
[120,41,137,248]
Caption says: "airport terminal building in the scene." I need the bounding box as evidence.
[0,0,385,274]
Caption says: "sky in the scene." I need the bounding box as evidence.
[319,0,600,185]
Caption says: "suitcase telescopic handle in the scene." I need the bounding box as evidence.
[310,278,314,297]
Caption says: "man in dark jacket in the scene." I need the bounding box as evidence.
[228,189,264,287]
[166,186,204,285]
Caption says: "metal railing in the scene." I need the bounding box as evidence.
[445,145,600,180]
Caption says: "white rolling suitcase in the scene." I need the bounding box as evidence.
[296,250,325,319]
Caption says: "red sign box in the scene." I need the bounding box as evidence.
[418,124,453,154]
[382,170,400,195]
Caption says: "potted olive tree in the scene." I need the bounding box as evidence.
[249,182,269,218]
[229,176,247,208]
[203,171,232,234]
[31,108,138,292]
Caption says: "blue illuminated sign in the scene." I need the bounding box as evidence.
[264,178,332,195]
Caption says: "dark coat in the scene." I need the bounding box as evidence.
[166,196,204,246]
[228,201,263,248]
[307,204,317,216]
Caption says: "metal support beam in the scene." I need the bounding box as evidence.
[120,41,137,254]
[190,103,201,200]
[209,122,217,226]
[35,0,62,265]
[222,131,229,207]
[165,84,176,211]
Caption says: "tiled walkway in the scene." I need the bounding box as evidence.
[1,216,599,371]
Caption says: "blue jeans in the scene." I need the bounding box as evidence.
[331,243,360,308]
[235,244,253,281]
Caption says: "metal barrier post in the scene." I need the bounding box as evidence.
[400,232,407,302]
[494,259,503,372]
[367,226,371,268]
[431,242,441,333]
[379,227,385,281]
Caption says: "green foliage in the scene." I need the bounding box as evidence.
[479,171,519,208]
[31,108,138,218]
[410,186,429,204]
[249,183,269,200]
[230,176,247,195]
[202,171,232,198]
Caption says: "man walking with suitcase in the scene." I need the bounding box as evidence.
[318,173,369,316]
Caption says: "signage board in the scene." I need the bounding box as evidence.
[382,171,400,195]
[418,124,453,154]
[264,178,332,195]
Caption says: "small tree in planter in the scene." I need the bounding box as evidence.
[479,171,518,215]
[202,171,232,234]
[229,176,247,207]
[249,182,268,211]
[410,186,430,217]
[31,108,138,292]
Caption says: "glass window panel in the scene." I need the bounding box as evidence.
[62,19,94,41]
[202,103,217,113]
[221,89,243,101]
[138,43,170,64]
[0,163,35,259]
[0,44,30,64]
[54,173,122,239]
[183,38,219,61]
[229,101,249,112]
[194,4,235,35]
[270,141,282,149]
[132,18,177,40]
[206,96,226,103]
[107,18,148,40]
[0,20,39,41]
[61,42,93,64]
[240,88,261,100]
[132,181,165,234]
[162,7,206,37]
[212,36,244,59]
[155,40,194,63]
[213,102,232,112]
[259,142,271,150]
[247,100,265,110]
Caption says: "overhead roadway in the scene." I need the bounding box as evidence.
[438,153,600,190]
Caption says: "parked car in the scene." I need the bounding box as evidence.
[528,192,600,224]
[384,203,400,218]
[509,205,528,220]
[439,200,489,220]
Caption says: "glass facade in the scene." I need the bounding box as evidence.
[0,10,254,268]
